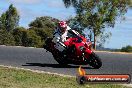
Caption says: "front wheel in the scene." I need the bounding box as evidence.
[89,52,102,69]
[52,51,68,66]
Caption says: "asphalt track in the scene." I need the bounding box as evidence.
[0,46,132,80]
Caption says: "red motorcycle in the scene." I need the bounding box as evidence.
[43,30,102,69]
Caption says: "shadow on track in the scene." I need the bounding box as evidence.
[22,63,94,69]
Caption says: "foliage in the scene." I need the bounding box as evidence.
[0,4,19,46]
[63,0,78,8]
[0,14,6,30]
[1,4,19,31]
[0,30,15,45]
[13,27,43,48]
[25,30,42,47]
[12,16,59,48]
[12,27,27,46]
[121,45,132,52]
[0,4,19,31]
[63,0,128,49]
[29,16,59,29]
[0,5,59,48]
[29,28,53,45]
[97,31,112,47]
[128,0,132,7]
[29,16,59,45]
[68,17,84,34]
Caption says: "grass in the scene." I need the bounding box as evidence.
[0,66,130,88]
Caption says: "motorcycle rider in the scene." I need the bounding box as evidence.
[52,21,71,55]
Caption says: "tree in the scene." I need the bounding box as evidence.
[0,13,6,30]
[128,0,132,7]
[0,17,2,29]
[121,45,132,52]
[63,0,128,49]
[62,0,78,8]
[29,16,59,44]
[13,27,42,47]
[25,30,42,47]
[29,16,59,29]
[12,27,27,46]
[0,30,15,45]
[29,28,53,43]
[0,4,19,31]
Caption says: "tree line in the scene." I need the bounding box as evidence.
[0,4,59,47]
[0,1,131,52]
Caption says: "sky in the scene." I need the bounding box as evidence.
[0,0,132,49]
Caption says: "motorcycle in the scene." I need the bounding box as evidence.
[43,30,102,69]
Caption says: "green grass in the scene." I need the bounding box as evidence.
[0,66,129,88]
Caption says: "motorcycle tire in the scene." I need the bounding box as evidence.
[52,52,68,66]
[89,52,102,69]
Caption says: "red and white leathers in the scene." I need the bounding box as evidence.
[52,26,71,52]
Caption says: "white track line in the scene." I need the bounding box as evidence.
[0,65,74,78]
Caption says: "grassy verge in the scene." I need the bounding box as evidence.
[0,66,129,88]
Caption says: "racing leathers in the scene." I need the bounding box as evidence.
[52,26,71,52]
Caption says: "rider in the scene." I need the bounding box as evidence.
[52,21,71,54]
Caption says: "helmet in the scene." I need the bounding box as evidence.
[58,21,67,33]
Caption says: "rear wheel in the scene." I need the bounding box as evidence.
[52,51,68,66]
[89,52,102,69]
